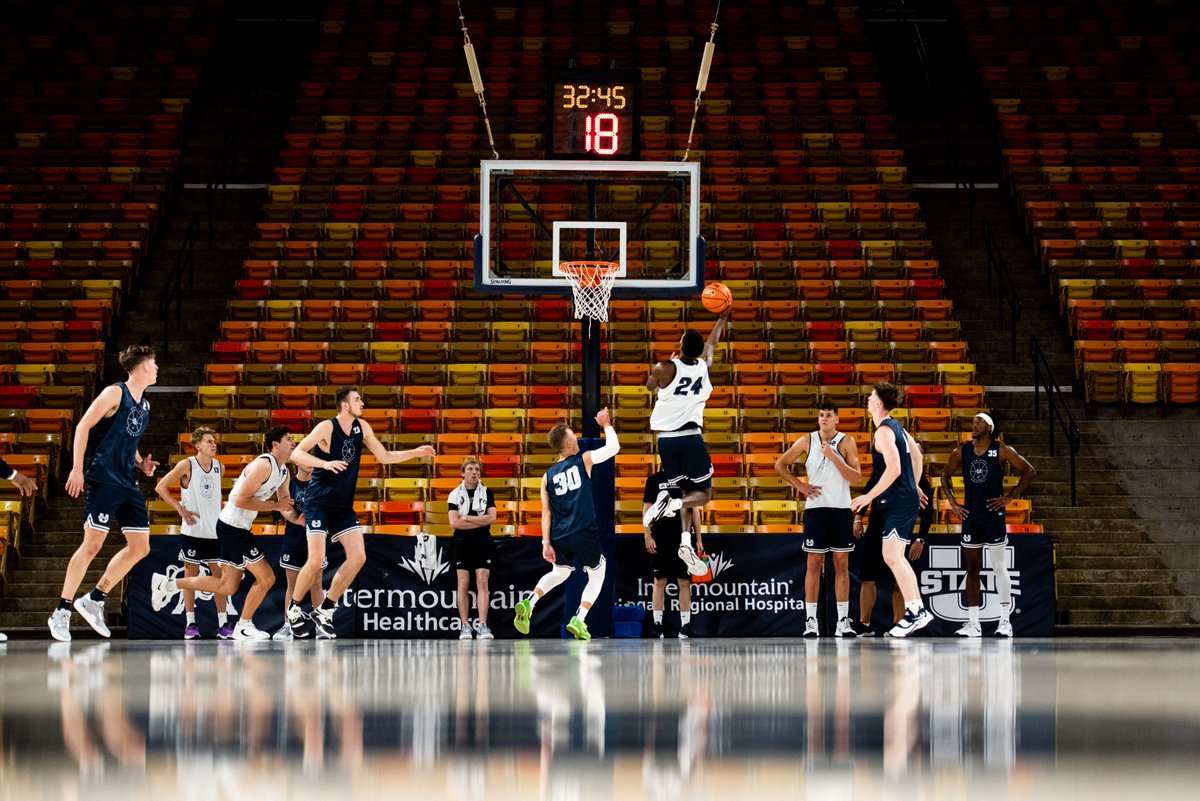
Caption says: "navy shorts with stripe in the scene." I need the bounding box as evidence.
[84,481,149,533]
[552,526,604,571]
[178,535,221,565]
[802,507,855,554]
[304,503,361,542]
[961,512,1007,548]
[657,433,713,491]
[878,504,919,545]
[215,519,265,570]
[279,522,328,571]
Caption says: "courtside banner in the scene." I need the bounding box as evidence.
[615,533,809,636]
[128,534,1054,638]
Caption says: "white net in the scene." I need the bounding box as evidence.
[561,262,619,322]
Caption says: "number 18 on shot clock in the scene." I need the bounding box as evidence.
[548,69,640,158]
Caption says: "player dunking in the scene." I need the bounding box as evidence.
[644,310,731,577]
[850,383,932,638]
[286,386,435,639]
[942,413,1036,637]
[49,345,159,642]
[152,426,299,640]
[513,408,621,641]
[154,427,234,639]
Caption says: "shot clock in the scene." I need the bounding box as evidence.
[547,69,639,158]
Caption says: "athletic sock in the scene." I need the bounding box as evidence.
[680,612,692,626]
[186,612,196,625]
[89,587,107,603]
[319,597,336,612]
[58,598,72,611]
[653,611,664,624]
[805,603,817,621]
[906,600,923,615]
[217,612,228,627]
[837,601,849,620]
[575,606,589,621]
[968,606,980,627]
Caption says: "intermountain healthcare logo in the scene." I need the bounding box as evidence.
[398,533,450,585]
[920,545,1021,622]
[632,549,802,614]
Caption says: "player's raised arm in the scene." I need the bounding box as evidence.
[701,307,731,367]
[582,407,620,475]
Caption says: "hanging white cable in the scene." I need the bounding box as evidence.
[458,1,499,160]
[682,2,722,162]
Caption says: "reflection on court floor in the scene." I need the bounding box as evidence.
[1,639,1199,800]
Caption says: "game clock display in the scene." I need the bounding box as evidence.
[548,70,639,158]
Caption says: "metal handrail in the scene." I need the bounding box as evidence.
[1030,334,1082,506]
[159,215,200,362]
[982,217,1023,362]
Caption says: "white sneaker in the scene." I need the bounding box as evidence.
[74,596,111,638]
[234,620,270,641]
[272,624,293,641]
[835,617,857,638]
[803,618,820,638]
[150,575,174,612]
[889,606,933,639]
[48,608,72,642]
[459,624,473,640]
[677,543,709,577]
[313,607,337,639]
[643,490,682,527]
[476,623,494,640]
[956,622,982,638]
[0,630,6,642]
[996,617,1013,637]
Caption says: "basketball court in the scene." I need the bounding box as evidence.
[2,638,1198,800]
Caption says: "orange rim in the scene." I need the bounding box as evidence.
[560,261,619,289]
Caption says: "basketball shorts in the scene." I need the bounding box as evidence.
[279,523,328,571]
[551,526,604,571]
[215,519,264,570]
[802,507,855,554]
[178,534,221,565]
[453,534,494,572]
[961,511,1007,548]
[877,503,919,545]
[651,526,688,580]
[305,503,361,542]
[656,432,713,491]
[84,481,150,534]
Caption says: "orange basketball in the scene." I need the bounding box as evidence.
[701,282,733,314]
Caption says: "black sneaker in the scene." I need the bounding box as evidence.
[650,622,664,639]
[678,623,693,639]
[850,620,874,637]
[290,611,314,640]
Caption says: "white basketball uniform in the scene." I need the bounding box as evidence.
[802,431,852,509]
[650,358,712,431]
[218,454,288,531]
[180,456,223,539]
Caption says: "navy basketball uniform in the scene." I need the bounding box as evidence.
[84,382,151,534]
[961,442,1007,548]
[304,417,364,542]
[871,417,920,544]
[280,470,326,571]
[545,454,602,569]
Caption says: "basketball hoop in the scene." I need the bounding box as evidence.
[560,261,620,322]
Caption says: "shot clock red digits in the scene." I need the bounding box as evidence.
[548,70,639,159]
